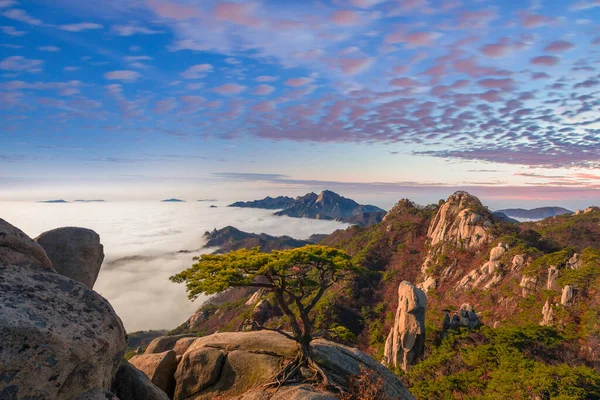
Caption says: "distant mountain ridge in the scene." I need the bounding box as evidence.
[203,226,324,254]
[229,196,295,210]
[495,206,573,220]
[229,190,386,227]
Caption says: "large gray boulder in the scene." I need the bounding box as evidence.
[382,281,426,371]
[111,361,170,400]
[175,331,414,400]
[35,227,104,288]
[0,263,126,399]
[0,218,53,271]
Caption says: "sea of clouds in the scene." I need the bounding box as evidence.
[2,201,349,332]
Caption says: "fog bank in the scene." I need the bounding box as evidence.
[2,201,349,332]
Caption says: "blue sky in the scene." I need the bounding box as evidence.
[1,0,600,207]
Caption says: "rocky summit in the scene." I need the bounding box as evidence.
[230,190,386,227]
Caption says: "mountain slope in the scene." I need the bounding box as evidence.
[202,226,320,253]
[228,196,295,209]
[496,206,573,220]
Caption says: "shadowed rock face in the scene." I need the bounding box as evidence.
[383,281,427,371]
[111,361,170,400]
[35,227,104,288]
[0,218,54,271]
[129,351,178,398]
[0,264,126,399]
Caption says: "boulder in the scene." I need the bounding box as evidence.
[512,254,525,270]
[174,347,226,400]
[489,242,508,261]
[0,218,53,271]
[172,337,197,356]
[145,334,197,355]
[0,263,126,399]
[111,361,170,400]
[458,304,480,329]
[35,227,104,288]
[520,275,539,297]
[547,266,560,291]
[382,281,426,371]
[176,331,414,400]
[129,350,178,397]
[567,253,582,270]
[561,285,576,307]
[540,300,554,326]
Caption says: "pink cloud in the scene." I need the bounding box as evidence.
[285,77,312,87]
[252,100,276,113]
[292,49,324,60]
[479,90,502,102]
[477,78,515,91]
[253,84,275,95]
[338,57,374,75]
[519,11,557,28]
[530,55,560,66]
[481,39,512,58]
[0,56,43,72]
[153,98,177,114]
[146,0,201,20]
[390,77,418,87]
[212,83,247,94]
[457,9,497,29]
[544,40,575,52]
[180,63,213,79]
[214,2,261,27]
[331,10,360,26]
[104,70,141,81]
[386,30,439,46]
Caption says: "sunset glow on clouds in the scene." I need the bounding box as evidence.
[0,0,599,205]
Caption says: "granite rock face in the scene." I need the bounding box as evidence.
[129,350,178,398]
[0,263,126,399]
[0,218,54,271]
[382,281,427,371]
[111,361,170,400]
[35,227,104,288]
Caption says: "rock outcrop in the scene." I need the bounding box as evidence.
[111,361,170,400]
[456,242,508,291]
[145,334,197,355]
[540,300,554,326]
[0,263,126,399]
[172,331,414,400]
[419,192,496,291]
[561,285,576,307]
[0,218,53,271]
[426,191,494,250]
[129,350,178,398]
[35,227,104,288]
[382,281,427,371]
[443,303,480,331]
[547,266,560,291]
[520,275,539,297]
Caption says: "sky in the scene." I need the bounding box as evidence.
[1,0,600,208]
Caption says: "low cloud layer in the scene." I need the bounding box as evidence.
[3,201,348,332]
